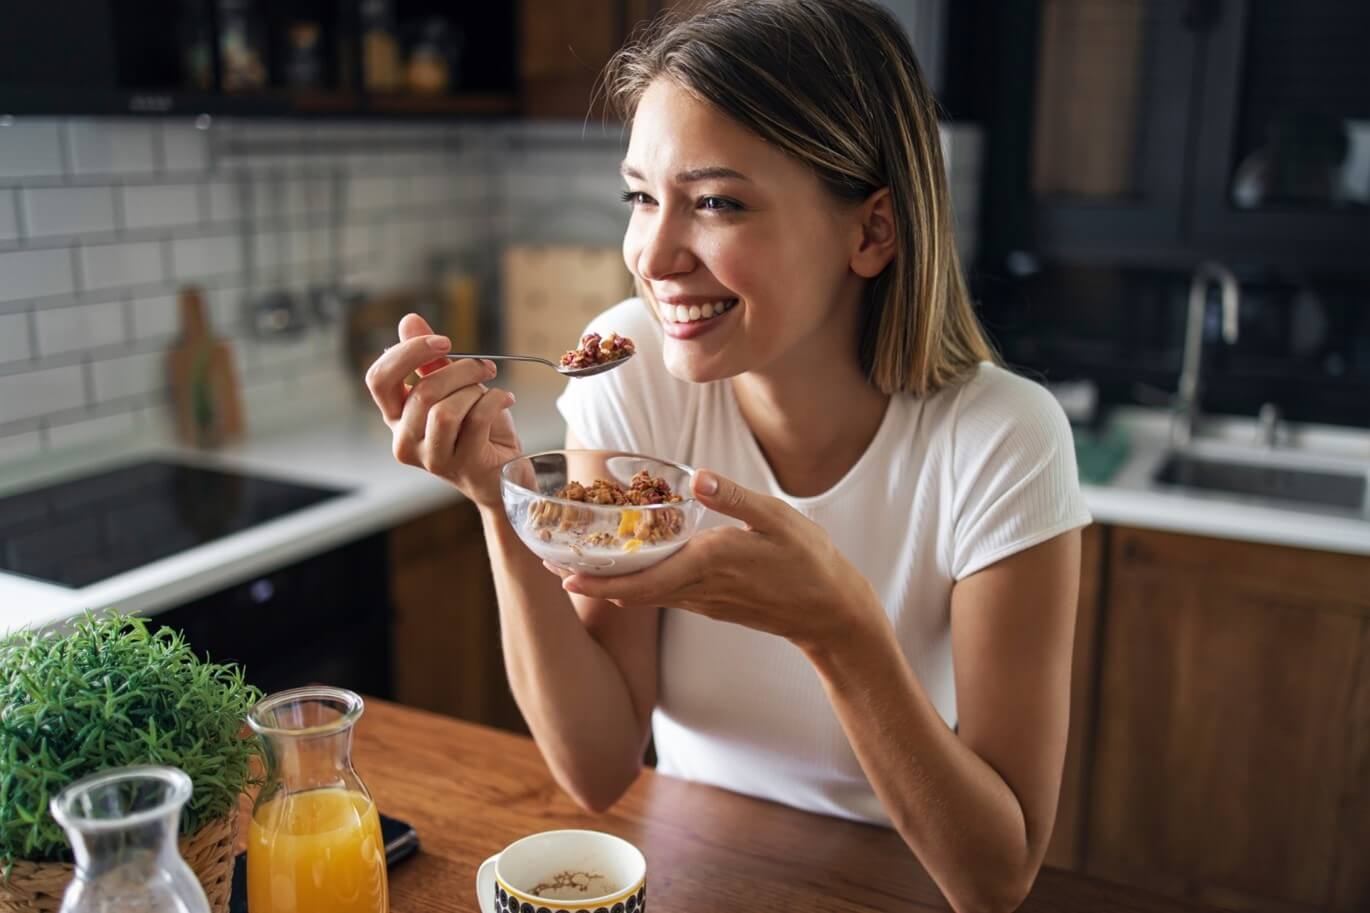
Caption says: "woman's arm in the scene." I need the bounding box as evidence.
[484,427,660,811]
[805,531,1080,913]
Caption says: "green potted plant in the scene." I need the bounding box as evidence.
[0,611,262,913]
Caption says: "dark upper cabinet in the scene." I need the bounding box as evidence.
[979,0,1370,274]
[0,0,517,118]
[1189,1,1370,270]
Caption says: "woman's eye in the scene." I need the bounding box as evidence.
[620,190,654,207]
[700,196,742,212]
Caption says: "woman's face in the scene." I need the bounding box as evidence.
[622,78,867,383]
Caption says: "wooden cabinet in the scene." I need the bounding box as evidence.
[518,0,709,119]
[388,501,527,735]
[1081,527,1370,913]
[1044,522,1107,870]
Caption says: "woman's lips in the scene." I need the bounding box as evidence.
[659,298,739,339]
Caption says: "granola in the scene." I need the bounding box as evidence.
[559,332,636,370]
[528,470,684,550]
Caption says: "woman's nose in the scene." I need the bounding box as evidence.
[636,215,695,280]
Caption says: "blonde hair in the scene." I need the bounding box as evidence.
[604,0,997,396]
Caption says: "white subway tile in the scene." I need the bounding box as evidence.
[34,302,126,356]
[0,120,64,179]
[0,191,19,242]
[171,234,242,279]
[67,120,157,176]
[90,350,164,402]
[0,365,85,424]
[351,175,398,211]
[342,222,373,261]
[120,184,201,229]
[160,123,210,172]
[205,180,242,222]
[200,286,246,336]
[80,241,164,291]
[46,410,138,450]
[0,313,32,363]
[130,294,179,341]
[23,186,118,237]
[0,248,76,302]
[0,429,43,464]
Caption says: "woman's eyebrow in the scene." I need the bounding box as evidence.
[620,163,752,184]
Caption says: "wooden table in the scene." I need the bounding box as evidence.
[316,697,1227,912]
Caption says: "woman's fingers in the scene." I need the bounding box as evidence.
[451,386,516,466]
[365,334,452,421]
[391,360,493,466]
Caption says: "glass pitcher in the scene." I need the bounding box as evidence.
[246,686,388,913]
[49,765,211,913]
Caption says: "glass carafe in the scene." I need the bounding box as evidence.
[49,765,211,913]
[246,686,388,913]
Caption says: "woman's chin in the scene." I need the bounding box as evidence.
[663,348,737,384]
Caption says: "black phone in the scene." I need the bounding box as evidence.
[228,811,419,913]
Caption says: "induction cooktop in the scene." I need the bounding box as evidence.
[0,459,347,588]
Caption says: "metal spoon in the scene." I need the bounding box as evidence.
[443,351,634,378]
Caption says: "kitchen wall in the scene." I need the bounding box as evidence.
[0,116,982,467]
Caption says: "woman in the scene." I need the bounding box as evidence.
[365,2,1091,910]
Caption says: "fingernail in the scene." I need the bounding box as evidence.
[506,391,516,404]
[482,359,497,376]
[695,471,718,496]
[563,578,582,594]
[428,336,451,351]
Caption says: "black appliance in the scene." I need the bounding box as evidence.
[0,459,344,588]
[0,458,393,699]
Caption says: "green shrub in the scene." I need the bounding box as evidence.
[0,611,262,867]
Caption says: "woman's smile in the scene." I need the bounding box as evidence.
[658,297,741,339]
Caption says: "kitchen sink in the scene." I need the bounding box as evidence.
[1154,452,1368,511]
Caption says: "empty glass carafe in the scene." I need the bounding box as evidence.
[49,765,211,913]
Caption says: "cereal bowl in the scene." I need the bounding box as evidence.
[501,449,702,577]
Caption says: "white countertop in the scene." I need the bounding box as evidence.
[2,395,1367,637]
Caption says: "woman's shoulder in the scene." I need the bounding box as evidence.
[925,362,1074,449]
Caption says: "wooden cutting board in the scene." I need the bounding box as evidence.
[167,286,244,448]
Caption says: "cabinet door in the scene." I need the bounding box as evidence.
[1087,527,1370,913]
[1025,0,1200,260]
[1044,523,1107,870]
[389,502,526,734]
[1190,0,1370,270]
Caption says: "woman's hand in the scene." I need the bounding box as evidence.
[364,313,521,510]
[549,470,885,654]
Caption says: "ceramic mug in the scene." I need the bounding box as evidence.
[476,830,647,913]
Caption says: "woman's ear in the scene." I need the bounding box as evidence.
[850,187,898,278]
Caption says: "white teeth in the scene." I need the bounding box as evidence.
[663,299,737,322]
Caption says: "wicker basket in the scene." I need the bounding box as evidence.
[0,813,239,913]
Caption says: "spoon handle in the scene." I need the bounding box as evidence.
[444,353,558,369]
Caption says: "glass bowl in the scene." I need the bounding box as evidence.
[501,449,702,577]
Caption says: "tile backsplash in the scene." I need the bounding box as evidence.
[0,117,983,467]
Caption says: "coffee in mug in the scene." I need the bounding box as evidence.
[476,830,646,913]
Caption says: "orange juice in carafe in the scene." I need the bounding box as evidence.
[246,687,389,913]
[247,787,387,913]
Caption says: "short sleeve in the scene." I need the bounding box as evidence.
[949,366,1092,580]
[555,298,687,457]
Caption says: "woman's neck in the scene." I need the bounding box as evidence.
[729,308,890,499]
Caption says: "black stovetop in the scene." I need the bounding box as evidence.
[0,460,346,588]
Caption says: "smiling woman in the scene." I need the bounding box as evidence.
[363,3,1091,912]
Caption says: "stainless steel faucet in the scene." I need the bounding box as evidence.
[1172,261,1241,448]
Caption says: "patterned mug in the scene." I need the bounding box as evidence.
[476,830,647,913]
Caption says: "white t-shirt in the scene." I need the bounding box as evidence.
[556,298,1092,826]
